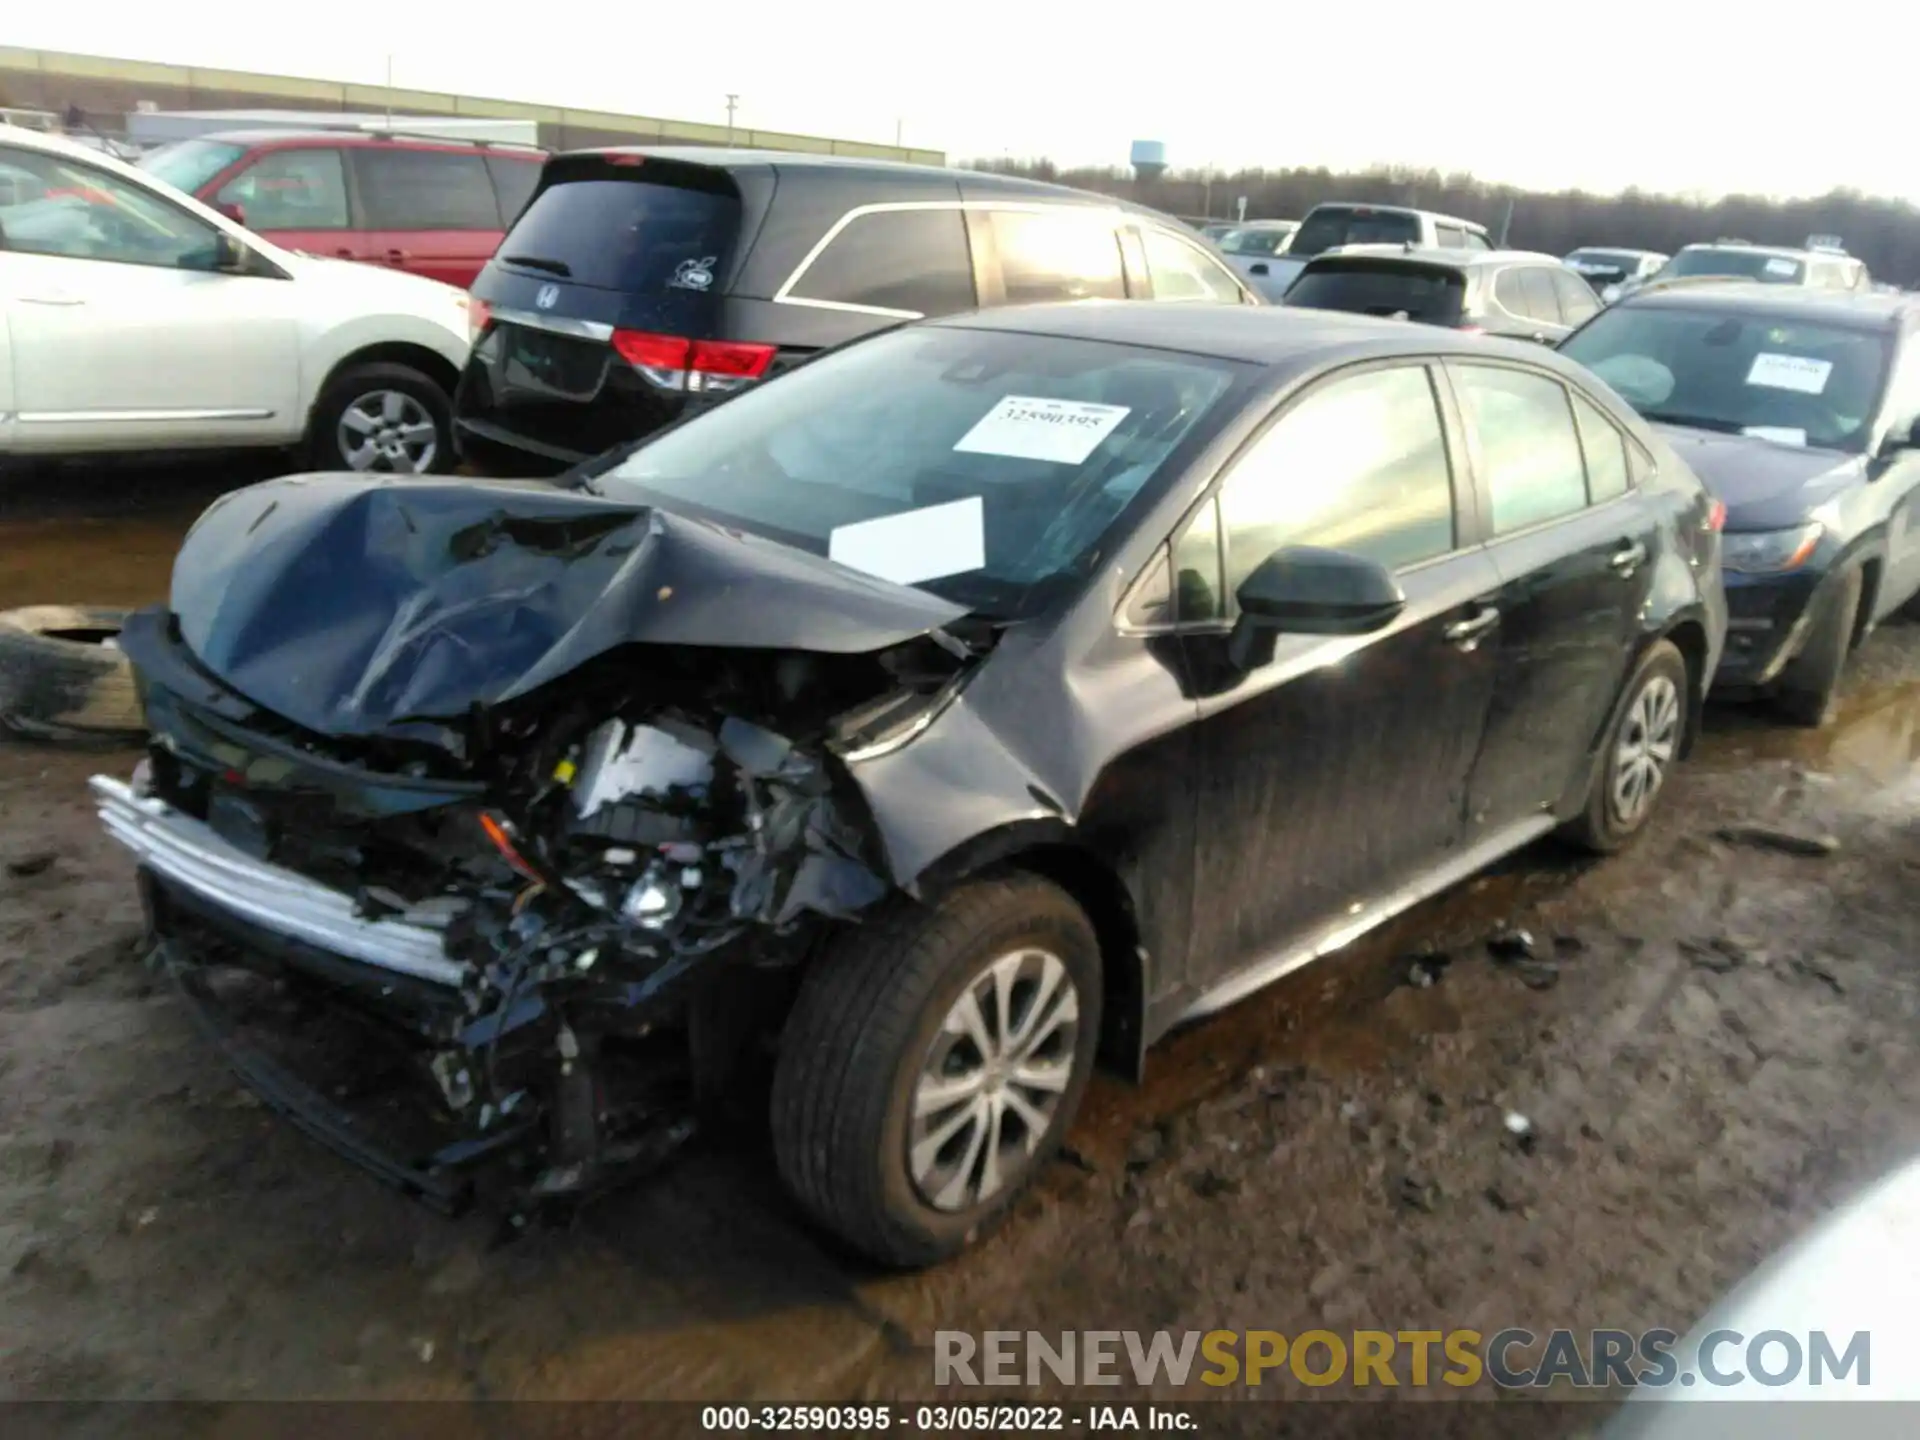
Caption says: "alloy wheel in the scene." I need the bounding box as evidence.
[1611,672,1680,827]
[337,390,439,473]
[909,947,1081,1213]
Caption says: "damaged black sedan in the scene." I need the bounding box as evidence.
[94,302,1726,1267]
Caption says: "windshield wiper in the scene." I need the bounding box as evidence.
[1639,410,1744,435]
[502,254,572,277]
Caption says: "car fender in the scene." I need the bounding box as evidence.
[295,306,472,414]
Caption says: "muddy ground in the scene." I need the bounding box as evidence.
[3,465,1919,1432]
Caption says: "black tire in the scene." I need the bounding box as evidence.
[1562,638,1689,855]
[770,873,1102,1269]
[1773,565,1862,729]
[305,362,454,475]
[0,606,144,745]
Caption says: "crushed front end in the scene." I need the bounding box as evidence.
[97,600,974,1219]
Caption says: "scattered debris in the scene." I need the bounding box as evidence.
[1516,960,1561,991]
[1789,955,1846,995]
[1487,927,1538,962]
[1396,1174,1441,1213]
[1405,952,1451,988]
[134,1207,159,1230]
[1125,1206,1154,1231]
[411,1337,436,1364]
[1125,1127,1168,1172]
[1503,1111,1532,1137]
[1715,825,1839,858]
[1190,1168,1241,1199]
[5,851,55,878]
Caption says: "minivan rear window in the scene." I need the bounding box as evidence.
[496,170,742,294]
[1289,207,1421,258]
[1284,261,1466,325]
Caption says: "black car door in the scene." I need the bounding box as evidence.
[1170,360,1506,1006]
[1445,361,1660,836]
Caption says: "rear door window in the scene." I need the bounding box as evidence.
[1518,267,1560,322]
[496,175,742,295]
[1139,226,1245,303]
[1285,261,1465,324]
[215,148,349,230]
[1435,223,1466,248]
[1461,230,1493,251]
[786,207,975,316]
[1452,364,1589,533]
[352,148,499,230]
[1551,268,1601,326]
[485,155,542,225]
[1569,389,1631,503]
[987,208,1126,302]
[1289,206,1421,258]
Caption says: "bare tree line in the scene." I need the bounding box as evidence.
[970,158,1920,288]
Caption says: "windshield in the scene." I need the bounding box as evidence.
[1560,305,1890,453]
[1566,249,1644,276]
[594,325,1244,618]
[1218,227,1292,256]
[1290,207,1421,259]
[1284,261,1465,325]
[1664,249,1806,284]
[136,139,246,197]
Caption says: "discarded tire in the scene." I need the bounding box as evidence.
[0,606,145,745]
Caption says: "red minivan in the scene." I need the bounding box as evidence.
[137,130,545,289]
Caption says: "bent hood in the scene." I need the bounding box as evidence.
[167,473,969,737]
[1653,423,1862,531]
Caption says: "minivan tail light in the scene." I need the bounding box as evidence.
[611,330,777,394]
[1707,499,1727,532]
[468,298,492,342]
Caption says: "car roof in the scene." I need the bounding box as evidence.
[1676,241,1835,262]
[1622,282,1915,330]
[1568,246,1664,257]
[933,299,1579,370]
[577,145,1129,199]
[1303,200,1488,232]
[1306,245,1564,269]
[153,128,541,154]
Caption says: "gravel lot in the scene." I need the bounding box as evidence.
[3,464,1917,1431]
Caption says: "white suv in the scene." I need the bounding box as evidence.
[0,123,472,473]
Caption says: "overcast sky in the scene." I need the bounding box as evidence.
[13,5,1917,200]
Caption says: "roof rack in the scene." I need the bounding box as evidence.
[298,121,544,153]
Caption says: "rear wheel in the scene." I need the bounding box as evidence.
[770,874,1101,1268]
[1773,564,1862,729]
[306,362,453,475]
[1563,639,1688,854]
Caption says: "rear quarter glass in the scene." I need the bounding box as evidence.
[482,173,743,332]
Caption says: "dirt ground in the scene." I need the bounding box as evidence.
[3,465,1919,1430]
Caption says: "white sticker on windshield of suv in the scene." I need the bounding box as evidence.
[1764,258,1800,277]
[1746,353,1832,394]
[828,496,986,586]
[1742,425,1808,447]
[952,396,1132,465]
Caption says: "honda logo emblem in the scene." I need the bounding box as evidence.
[535,283,560,310]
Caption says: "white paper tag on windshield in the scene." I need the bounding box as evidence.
[1743,425,1808,447]
[953,396,1131,465]
[1764,257,1800,277]
[1746,353,1832,394]
[828,497,985,586]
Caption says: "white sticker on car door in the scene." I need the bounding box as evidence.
[952,396,1131,465]
[1746,353,1833,394]
[828,497,986,586]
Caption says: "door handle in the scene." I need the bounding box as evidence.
[333,247,355,258]
[1609,540,1648,575]
[19,292,84,306]
[385,248,410,265]
[1443,606,1500,650]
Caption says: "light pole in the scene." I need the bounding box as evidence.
[725,93,739,145]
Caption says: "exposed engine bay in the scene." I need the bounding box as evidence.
[107,593,984,1220]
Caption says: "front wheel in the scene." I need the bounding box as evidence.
[1563,638,1689,854]
[306,362,454,475]
[770,874,1101,1268]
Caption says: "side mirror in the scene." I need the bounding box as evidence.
[1878,417,1920,457]
[212,231,250,274]
[214,200,246,226]
[1249,261,1269,276]
[1227,545,1405,671]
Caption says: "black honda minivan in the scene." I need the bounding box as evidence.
[453,148,1259,474]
